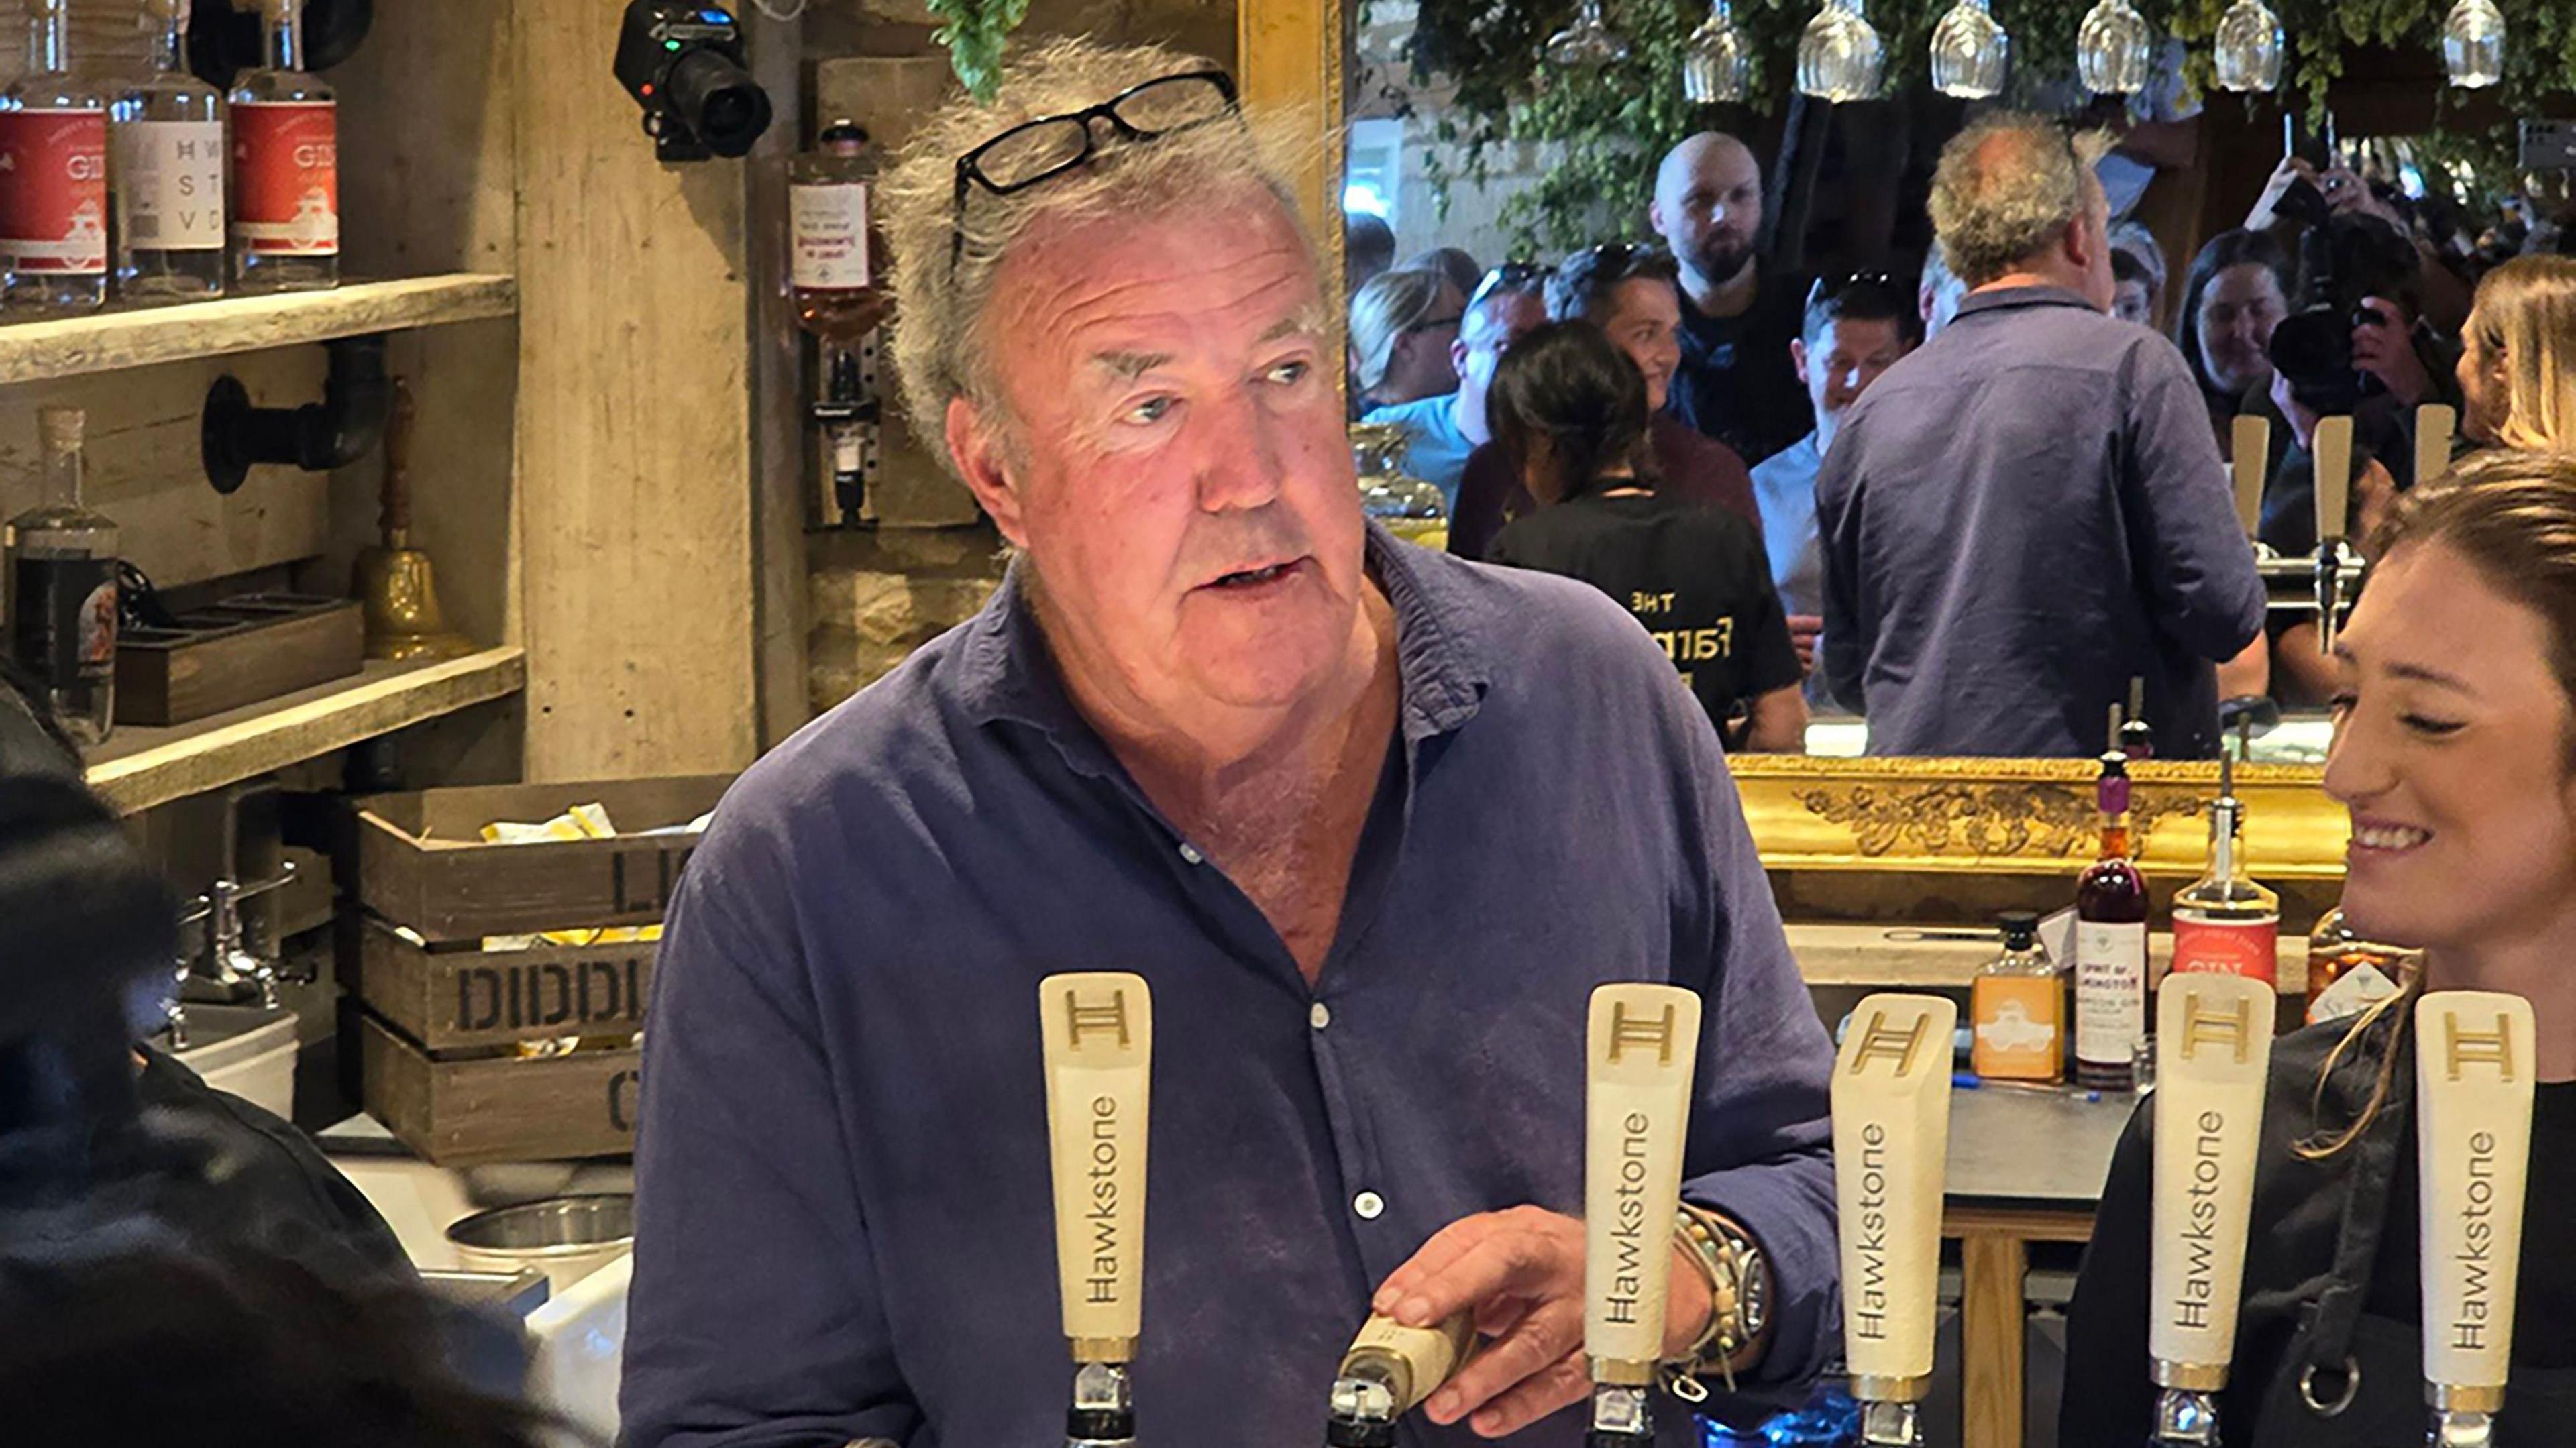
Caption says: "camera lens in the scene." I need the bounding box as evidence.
[666,47,773,158]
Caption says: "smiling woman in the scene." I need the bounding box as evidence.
[2062,447,2576,1445]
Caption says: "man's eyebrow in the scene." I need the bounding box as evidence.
[1088,349,1173,381]
[1258,306,1331,345]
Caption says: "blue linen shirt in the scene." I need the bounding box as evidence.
[1362,393,1476,508]
[621,526,1840,1448]
[1813,286,2266,759]
[1747,432,1825,618]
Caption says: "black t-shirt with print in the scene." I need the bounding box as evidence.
[1490,490,1802,742]
[1668,271,1813,467]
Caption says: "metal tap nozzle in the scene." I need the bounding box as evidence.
[2153,1387,2222,1445]
[1063,1360,1134,1448]
[1583,1383,1652,1445]
[2429,1408,2498,1448]
[207,861,299,1010]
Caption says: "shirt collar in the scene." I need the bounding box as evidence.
[955,522,1493,757]
[1953,284,2102,320]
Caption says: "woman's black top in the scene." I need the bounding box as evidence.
[1488,490,1801,744]
[2063,1013,2576,1446]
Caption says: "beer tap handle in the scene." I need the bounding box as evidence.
[1831,994,1956,1447]
[2230,414,2269,546]
[1582,983,1703,1444]
[2312,414,2353,546]
[1040,972,1152,1448]
[2149,975,2275,1443]
[2415,403,2457,490]
[2416,993,2534,1441]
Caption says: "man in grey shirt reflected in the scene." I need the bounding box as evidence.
[620,38,1837,1448]
[1816,114,2267,759]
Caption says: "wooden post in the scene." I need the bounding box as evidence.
[511,0,759,779]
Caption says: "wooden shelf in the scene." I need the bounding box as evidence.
[0,274,518,385]
[85,647,527,815]
[1785,922,2315,995]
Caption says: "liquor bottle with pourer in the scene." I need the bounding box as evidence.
[228,0,337,293]
[112,0,225,302]
[2147,975,2273,1445]
[1833,993,1955,1445]
[2073,740,2148,1091]
[0,0,109,313]
[1580,983,1702,1447]
[2169,720,2280,987]
[1040,973,1153,1448]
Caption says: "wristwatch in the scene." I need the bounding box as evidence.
[1669,1201,1772,1394]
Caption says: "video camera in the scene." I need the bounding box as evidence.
[2263,176,2422,415]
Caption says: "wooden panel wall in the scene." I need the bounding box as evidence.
[511,0,758,780]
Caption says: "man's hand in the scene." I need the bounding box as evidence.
[1369,1206,1711,1439]
[2351,298,2430,408]
[1786,615,1823,674]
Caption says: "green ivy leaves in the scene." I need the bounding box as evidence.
[928,0,1034,102]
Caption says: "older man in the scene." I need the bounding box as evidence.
[1650,133,1810,467]
[1815,115,2265,759]
[621,40,1837,1448]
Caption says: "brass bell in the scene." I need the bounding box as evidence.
[353,378,472,662]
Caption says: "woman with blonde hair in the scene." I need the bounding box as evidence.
[2459,254,2576,451]
[2063,449,2576,1444]
[1346,265,1462,414]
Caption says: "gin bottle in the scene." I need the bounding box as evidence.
[4,408,119,744]
[0,0,109,313]
[228,0,336,292]
[113,0,224,301]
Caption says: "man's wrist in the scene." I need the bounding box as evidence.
[1670,1203,1774,1387]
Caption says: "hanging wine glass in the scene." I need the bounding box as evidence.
[2074,0,2151,94]
[1928,0,2009,100]
[2441,0,2505,88]
[1544,0,1632,71]
[1796,0,1884,103]
[2212,0,2282,93]
[1682,0,1752,103]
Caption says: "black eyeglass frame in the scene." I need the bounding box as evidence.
[1468,260,1556,309]
[946,69,1242,276]
[1805,270,1906,309]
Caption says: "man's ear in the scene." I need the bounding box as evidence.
[1452,333,1473,376]
[1648,198,1668,239]
[1789,336,1811,388]
[946,395,1028,547]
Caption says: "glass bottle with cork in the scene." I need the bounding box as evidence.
[2072,738,2149,1091]
[789,119,889,346]
[112,0,225,302]
[2169,724,2280,987]
[227,0,337,292]
[1971,909,2063,1082]
[4,407,118,744]
[0,0,110,313]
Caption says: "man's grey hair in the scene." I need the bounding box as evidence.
[879,38,1316,475]
[1927,113,2112,289]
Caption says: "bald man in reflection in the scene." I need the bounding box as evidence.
[1650,133,1812,467]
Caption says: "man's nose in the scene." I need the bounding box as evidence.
[1193,393,1288,512]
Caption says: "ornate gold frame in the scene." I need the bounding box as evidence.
[1231,7,2348,883]
[1731,755,2349,879]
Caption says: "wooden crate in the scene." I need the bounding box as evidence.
[358,1016,640,1166]
[350,775,731,942]
[115,594,364,726]
[356,917,653,1053]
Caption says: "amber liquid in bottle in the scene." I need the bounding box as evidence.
[2072,753,2147,1090]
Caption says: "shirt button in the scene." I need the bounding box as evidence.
[1178,842,1204,865]
[1353,1190,1385,1220]
[1309,1002,1332,1030]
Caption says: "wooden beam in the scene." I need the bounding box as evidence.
[85,647,527,815]
[0,276,517,386]
[512,0,759,780]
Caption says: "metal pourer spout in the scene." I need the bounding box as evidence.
[1063,1361,1134,1448]
[2153,1387,2222,1446]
